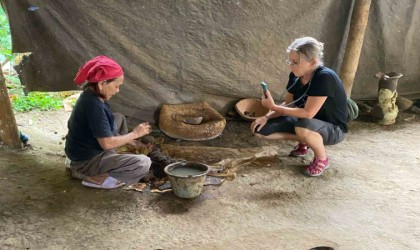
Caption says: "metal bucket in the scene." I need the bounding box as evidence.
[164,161,209,198]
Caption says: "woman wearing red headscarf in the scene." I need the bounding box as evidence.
[65,56,152,189]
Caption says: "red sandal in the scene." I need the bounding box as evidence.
[304,157,329,177]
[289,143,309,157]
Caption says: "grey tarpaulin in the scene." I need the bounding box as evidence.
[2,0,420,123]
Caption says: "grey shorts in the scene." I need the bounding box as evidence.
[256,116,345,145]
[70,150,151,185]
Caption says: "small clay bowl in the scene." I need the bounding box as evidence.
[183,116,203,125]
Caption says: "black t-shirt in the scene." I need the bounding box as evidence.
[286,66,348,132]
[65,88,116,161]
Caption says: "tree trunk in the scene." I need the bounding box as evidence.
[340,0,372,97]
[0,65,22,149]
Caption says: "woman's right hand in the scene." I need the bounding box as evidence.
[133,122,151,138]
[251,116,268,133]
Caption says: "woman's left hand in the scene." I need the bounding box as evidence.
[251,116,268,133]
[261,90,276,110]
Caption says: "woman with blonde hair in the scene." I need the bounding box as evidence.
[252,37,348,177]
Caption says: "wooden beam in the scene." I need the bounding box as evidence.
[340,0,372,97]
[0,65,22,149]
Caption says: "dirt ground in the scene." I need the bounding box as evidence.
[0,109,419,250]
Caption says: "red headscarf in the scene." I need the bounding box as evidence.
[74,55,123,85]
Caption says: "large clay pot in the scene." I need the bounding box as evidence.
[372,72,403,125]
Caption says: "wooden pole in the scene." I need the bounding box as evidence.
[0,65,22,149]
[340,0,372,97]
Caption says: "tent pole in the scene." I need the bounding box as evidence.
[340,0,372,97]
[0,65,22,149]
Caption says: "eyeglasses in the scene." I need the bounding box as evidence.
[286,59,300,67]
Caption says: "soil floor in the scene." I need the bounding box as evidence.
[0,110,419,250]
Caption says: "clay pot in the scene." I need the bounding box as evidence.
[235,98,269,121]
[372,72,403,125]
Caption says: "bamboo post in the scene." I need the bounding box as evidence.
[340,0,372,97]
[0,65,22,149]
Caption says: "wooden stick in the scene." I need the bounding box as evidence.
[340,0,372,97]
[0,65,22,149]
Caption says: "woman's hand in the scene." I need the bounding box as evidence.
[132,122,151,138]
[251,116,268,133]
[98,122,152,150]
[261,90,276,110]
[261,91,286,116]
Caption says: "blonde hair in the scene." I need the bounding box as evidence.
[287,37,324,66]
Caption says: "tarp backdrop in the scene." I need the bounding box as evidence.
[2,0,420,123]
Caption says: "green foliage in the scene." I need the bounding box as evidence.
[5,76,24,96]
[11,92,64,112]
[1,7,65,112]
[0,7,13,61]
